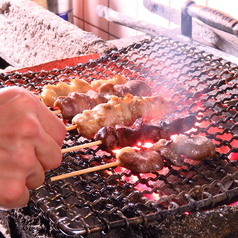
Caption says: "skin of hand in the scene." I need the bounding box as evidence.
[0,87,66,209]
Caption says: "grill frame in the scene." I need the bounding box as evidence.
[1,36,238,237]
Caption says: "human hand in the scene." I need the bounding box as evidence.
[0,87,66,209]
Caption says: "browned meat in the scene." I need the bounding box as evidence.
[114,134,216,173]
[151,139,184,166]
[157,113,196,137]
[98,80,152,98]
[152,134,216,162]
[41,75,127,107]
[95,114,196,152]
[41,78,92,107]
[96,126,142,152]
[116,147,164,173]
[54,80,152,120]
[72,94,177,139]
[54,90,107,120]
[172,134,216,160]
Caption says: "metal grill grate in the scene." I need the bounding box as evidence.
[1,36,238,236]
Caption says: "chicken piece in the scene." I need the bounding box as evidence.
[41,82,71,107]
[115,80,152,97]
[152,134,216,163]
[157,113,196,138]
[98,80,152,98]
[91,75,127,90]
[72,94,176,138]
[41,78,92,107]
[95,114,196,153]
[54,80,153,120]
[131,95,177,121]
[72,94,136,138]
[151,139,184,166]
[54,90,107,120]
[114,134,216,173]
[96,126,142,152]
[116,147,164,173]
[172,134,216,160]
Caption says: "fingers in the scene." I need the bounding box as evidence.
[34,129,63,171]
[0,87,65,170]
[0,147,47,209]
[0,87,66,209]
[36,102,66,147]
[10,113,63,171]
[0,182,30,210]
[25,160,45,190]
[0,86,66,147]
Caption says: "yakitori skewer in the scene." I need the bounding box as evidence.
[51,145,165,182]
[64,113,197,153]
[53,134,216,182]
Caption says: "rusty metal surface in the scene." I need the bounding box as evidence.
[0,36,238,236]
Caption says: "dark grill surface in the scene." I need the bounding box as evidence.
[1,36,238,237]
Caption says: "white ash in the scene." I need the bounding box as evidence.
[0,0,116,70]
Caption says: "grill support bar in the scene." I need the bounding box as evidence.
[181,0,238,37]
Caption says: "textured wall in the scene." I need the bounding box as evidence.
[0,0,115,69]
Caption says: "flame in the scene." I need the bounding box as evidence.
[112,142,153,154]
[140,142,153,149]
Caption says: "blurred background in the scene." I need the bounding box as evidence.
[32,0,238,41]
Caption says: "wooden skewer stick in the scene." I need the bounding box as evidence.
[66,124,78,131]
[50,161,120,182]
[52,109,61,114]
[61,140,102,153]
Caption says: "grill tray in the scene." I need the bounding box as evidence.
[1,36,238,236]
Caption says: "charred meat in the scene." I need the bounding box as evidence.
[96,114,196,152]
[115,134,216,173]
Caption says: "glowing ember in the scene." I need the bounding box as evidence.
[229,152,238,161]
[140,142,153,148]
[183,212,191,215]
[113,141,153,154]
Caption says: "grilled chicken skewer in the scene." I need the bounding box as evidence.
[95,114,196,152]
[54,80,152,120]
[62,113,196,152]
[53,134,216,182]
[41,75,127,107]
[62,113,196,153]
[71,93,176,139]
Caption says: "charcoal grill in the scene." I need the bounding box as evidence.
[0,35,238,237]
